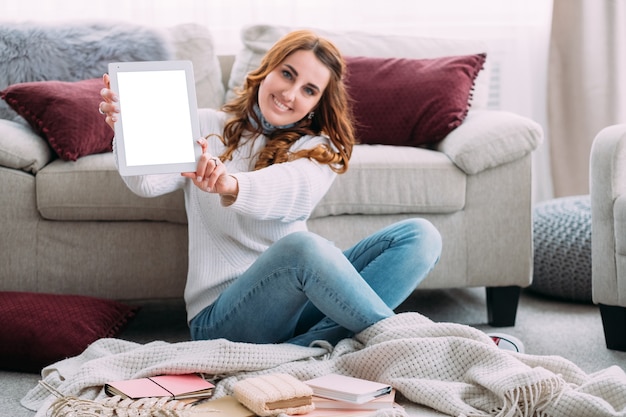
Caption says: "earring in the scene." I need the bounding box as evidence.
[308,111,314,120]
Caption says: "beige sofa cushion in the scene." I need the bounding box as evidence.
[38,145,464,223]
[311,144,465,218]
[167,23,224,109]
[227,24,491,109]
[438,110,544,175]
[36,154,186,223]
[0,120,52,174]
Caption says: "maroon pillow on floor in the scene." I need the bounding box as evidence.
[344,53,486,147]
[0,291,137,373]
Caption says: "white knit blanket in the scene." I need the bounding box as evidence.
[21,313,626,417]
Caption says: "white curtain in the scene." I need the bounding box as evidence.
[548,0,626,197]
[2,0,554,200]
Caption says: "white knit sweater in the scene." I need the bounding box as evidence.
[119,108,338,320]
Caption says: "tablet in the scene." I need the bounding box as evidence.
[108,60,201,175]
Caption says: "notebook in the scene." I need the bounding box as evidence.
[313,389,395,410]
[304,374,392,404]
[104,373,214,400]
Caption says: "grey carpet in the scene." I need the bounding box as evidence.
[2,288,625,417]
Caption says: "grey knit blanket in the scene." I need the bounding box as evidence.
[21,313,626,417]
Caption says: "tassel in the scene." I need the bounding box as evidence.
[496,376,564,417]
[40,381,195,417]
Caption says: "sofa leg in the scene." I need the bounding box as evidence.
[486,286,520,327]
[599,304,626,351]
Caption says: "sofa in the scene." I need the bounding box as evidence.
[590,124,626,351]
[0,22,543,327]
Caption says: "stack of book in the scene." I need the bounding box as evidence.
[302,374,400,416]
[103,372,400,417]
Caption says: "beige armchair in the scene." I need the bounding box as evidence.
[590,124,626,351]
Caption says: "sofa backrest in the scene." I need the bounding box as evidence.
[218,55,236,98]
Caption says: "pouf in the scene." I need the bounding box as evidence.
[531,195,592,303]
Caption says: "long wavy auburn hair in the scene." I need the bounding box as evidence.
[219,30,355,173]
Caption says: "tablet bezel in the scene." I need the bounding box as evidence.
[108,60,201,176]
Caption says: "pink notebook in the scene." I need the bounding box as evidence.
[105,374,214,400]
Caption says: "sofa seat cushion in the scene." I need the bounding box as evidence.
[311,144,466,218]
[36,153,187,223]
[37,145,464,223]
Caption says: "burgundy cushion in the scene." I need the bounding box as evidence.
[344,53,486,147]
[0,292,137,373]
[0,78,113,161]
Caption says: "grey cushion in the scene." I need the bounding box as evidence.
[531,195,592,303]
[0,120,53,174]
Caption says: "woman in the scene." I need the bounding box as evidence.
[99,30,443,347]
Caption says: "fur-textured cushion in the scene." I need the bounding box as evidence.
[0,21,173,122]
[345,54,485,146]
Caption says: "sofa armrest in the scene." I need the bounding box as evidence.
[590,124,626,206]
[590,124,626,304]
[436,110,543,175]
[0,119,53,174]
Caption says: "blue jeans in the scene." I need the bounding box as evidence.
[189,218,442,346]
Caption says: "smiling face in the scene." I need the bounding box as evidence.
[257,49,331,127]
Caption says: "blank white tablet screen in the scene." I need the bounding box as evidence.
[108,60,201,175]
[117,69,194,167]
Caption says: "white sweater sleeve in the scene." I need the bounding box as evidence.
[229,137,338,222]
[121,172,186,198]
[112,135,186,197]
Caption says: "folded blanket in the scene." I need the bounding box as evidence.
[22,312,626,417]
